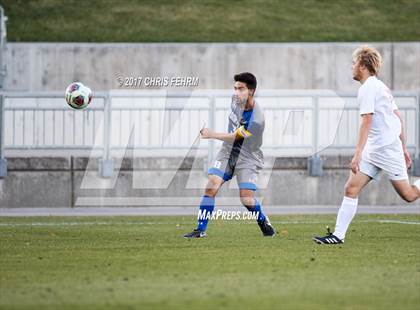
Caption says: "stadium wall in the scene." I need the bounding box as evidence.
[0,156,418,207]
[5,42,420,92]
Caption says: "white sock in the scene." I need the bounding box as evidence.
[333,196,358,240]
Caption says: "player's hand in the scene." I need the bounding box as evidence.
[200,128,213,139]
[403,148,412,169]
[350,152,362,174]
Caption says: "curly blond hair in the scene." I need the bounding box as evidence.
[352,46,383,75]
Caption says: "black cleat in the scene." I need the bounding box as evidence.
[313,227,343,244]
[184,229,207,239]
[258,217,275,237]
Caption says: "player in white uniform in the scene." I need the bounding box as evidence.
[314,46,420,244]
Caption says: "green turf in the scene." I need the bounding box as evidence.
[1,0,420,42]
[0,214,419,309]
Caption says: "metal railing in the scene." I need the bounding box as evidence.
[0,90,419,177]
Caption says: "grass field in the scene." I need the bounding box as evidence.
[0,214,419,309]
[2,0,420,42]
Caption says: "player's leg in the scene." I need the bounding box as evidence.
[184,174,224,238]
[237,167,275,236]
[314,160,376,244]
[239,189,264,221]
[204,174,224,197]
[239,189,266,223]
[333,170,372,239]
[184,154,233,238]
[390,179,420,203]
[196,174,224,231]
[377,142,420,202]
[239,188,275,236]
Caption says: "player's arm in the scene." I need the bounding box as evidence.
[393,109,412,168]
[200,126,252,143]
[350,113,373,174]
[352,85,375,174]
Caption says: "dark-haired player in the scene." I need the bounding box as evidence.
[184,72,275,238]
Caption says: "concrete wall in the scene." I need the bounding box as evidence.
[1,156,419,207]
[5,42,420,92]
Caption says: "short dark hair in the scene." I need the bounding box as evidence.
[234,72,257,91]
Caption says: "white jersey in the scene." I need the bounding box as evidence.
[358,76,401,152]
[358,76,407,178]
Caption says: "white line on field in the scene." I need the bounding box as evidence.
[0,219,419,227]
[360,220,420,225]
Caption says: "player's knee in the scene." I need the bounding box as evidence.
[344,182,359,198]
[239,195,255,208]
[403,196,416,203]
[400,190,418,203]
[204,185,218,197]
[205,177,221,197]
[204,189,217,198]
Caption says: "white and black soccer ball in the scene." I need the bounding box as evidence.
[65,82,92,109]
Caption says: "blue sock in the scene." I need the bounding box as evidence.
[197,195,215,231]
[246,199,266,223]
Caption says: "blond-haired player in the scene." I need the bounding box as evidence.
[314,46,420,244]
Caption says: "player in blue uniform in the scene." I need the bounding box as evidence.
[184,72,275,238]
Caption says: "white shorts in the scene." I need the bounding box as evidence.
[359,159,408,181]
[361,139,408,181]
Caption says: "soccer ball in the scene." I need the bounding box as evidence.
[65,82,92,109]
